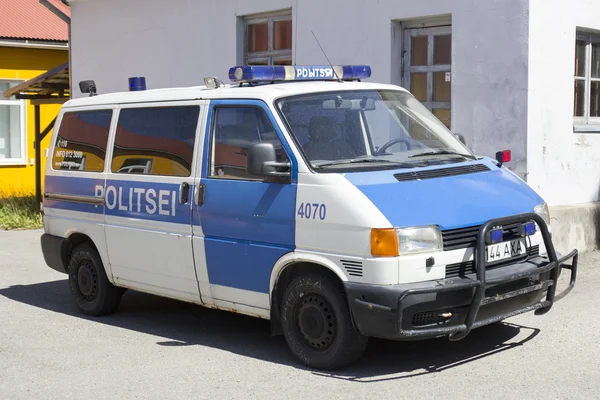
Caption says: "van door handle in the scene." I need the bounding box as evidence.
[180,182,190,204]
[197,183,205,206]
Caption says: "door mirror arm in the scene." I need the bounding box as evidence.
[262,161,291,177]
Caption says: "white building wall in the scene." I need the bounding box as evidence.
[69,0,293,94]
[528,0,600,206]
[69,0,530,177]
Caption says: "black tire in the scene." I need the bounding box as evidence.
[280,273,368,370]
[67,243,122,316]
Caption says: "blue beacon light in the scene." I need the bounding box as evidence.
[228,65,371,83]
[129,77,146,91]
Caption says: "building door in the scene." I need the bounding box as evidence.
[403,26,452,129]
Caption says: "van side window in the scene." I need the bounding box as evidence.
[210,106,288,179]
[52,110,113,172]
[111,106,199,177]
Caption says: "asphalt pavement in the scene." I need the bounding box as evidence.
[1,229,599,399]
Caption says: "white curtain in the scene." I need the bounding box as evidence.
[0,81,22,160]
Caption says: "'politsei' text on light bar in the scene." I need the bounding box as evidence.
[228,65,372,83]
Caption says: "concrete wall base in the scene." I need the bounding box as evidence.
[550,202,600,255]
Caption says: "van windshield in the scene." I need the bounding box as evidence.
[275,89,475,170]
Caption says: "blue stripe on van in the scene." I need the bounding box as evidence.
[44,175,105,214]
[44,175,193,225]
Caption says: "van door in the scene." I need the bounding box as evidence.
[103,101,205,302]
[192,100,297,312]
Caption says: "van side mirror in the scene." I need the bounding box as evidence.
[247,142,291,178]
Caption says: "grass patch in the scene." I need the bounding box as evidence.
[0,194,43,230]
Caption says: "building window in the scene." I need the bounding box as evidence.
[574,32,600,131]
[0,80,26,165]
[244,12,292,65]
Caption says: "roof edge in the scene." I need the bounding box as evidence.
[0,39,69,50]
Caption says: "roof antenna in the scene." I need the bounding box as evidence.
[311,30,342,82]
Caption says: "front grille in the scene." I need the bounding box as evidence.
[442,222,528,251]
[445,245,540,279]
[394,164,490,182]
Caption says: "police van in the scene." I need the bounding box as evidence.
[40,65,578,370]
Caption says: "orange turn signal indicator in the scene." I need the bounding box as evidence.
[370,228,399,257]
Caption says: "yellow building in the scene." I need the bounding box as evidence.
[0,0,70,197]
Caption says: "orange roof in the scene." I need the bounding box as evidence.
[0,0,70,42]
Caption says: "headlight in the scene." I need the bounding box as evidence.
[534,202,551,228]
[396,225,442,254]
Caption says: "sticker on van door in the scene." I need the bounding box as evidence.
[95,179,191,224]
[97,184,177,216]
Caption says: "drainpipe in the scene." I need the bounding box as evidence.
[39,0,72,96]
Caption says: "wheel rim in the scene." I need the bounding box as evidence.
[296,293,336,351]
[76,260,98,301]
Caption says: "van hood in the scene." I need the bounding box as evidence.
[343,159,543,230]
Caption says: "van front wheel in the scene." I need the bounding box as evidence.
[68,243,122,316]
[280,273,368,370]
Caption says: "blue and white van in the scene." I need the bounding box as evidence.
[40,65,578,370]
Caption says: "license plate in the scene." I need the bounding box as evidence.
[485,239,526,263]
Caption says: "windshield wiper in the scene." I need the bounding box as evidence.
[408,150,477,160]
[314,158,418,169]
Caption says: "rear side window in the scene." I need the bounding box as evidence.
[52,110,113,172]
[111,106,199,177]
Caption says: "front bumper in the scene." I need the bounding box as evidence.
[344,213,578,341]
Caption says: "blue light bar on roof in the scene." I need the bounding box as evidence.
[228,65,371,83]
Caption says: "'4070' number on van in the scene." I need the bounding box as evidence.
[297,202,326,220]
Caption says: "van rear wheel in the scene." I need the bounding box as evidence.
[280,273,368,370]
[68,243,122,316]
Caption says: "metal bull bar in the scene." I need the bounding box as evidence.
[395,213,578,340]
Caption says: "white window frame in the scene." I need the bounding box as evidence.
[243,11,292,65]
[0,79,27,166]
[574,32,600,133]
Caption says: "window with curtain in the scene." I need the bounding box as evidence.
[0,81,26,164]
[574,31,600,131]
[243,12,292,66]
